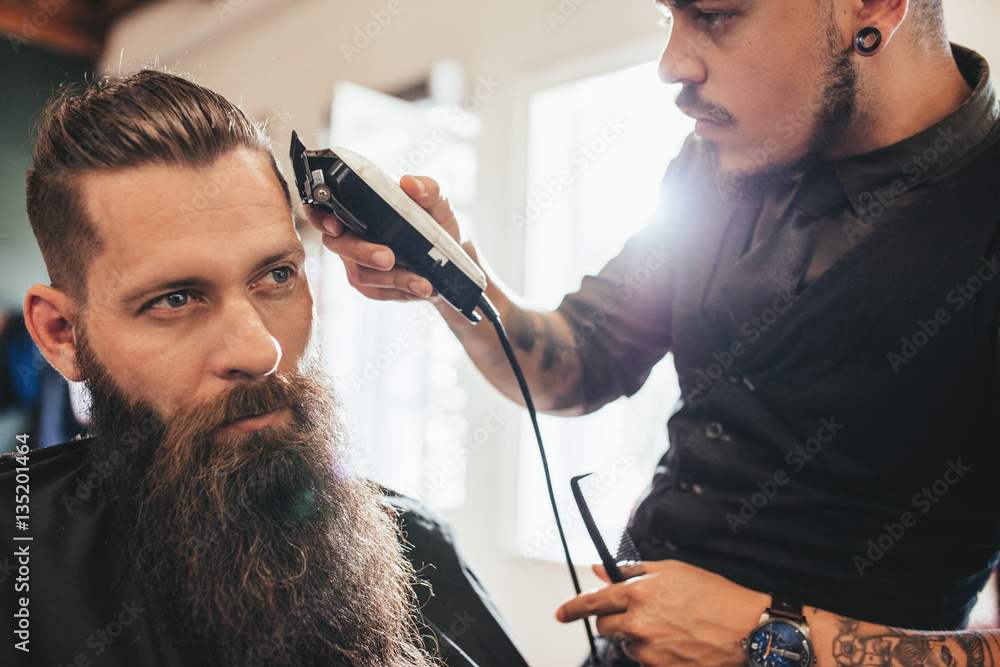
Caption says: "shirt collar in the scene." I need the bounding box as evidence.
[835,45,1000,217]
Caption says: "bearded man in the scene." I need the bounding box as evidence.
[316,0,1000,665]
[0,70,526,667]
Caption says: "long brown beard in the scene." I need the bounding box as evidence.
[77,334,434,667]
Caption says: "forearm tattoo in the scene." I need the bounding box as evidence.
[509,309,578,371]
[508,308,582,408]
[831,617,997,667]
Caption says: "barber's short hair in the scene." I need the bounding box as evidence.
[26,69,291,300]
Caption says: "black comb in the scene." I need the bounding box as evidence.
[571,472,645,583]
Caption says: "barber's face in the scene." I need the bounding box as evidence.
[658,0,857,178]
[77,149,313,424]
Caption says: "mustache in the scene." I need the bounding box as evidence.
[675,86,736,125]
[169,373,302,437]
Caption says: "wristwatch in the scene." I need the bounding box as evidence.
[741,595,817,667]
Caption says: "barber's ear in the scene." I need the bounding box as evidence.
[23,285,82,382]
[855,0,908,54]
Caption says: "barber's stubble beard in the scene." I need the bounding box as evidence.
[76,333,433,667]
[693,19,862,203]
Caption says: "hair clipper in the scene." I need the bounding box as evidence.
[290,131,486,322]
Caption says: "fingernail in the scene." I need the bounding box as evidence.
[409,280,432,298]
[372,250,394,270]
[414,179,427,196]
[323,220,341,237]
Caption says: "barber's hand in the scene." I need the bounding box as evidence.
[556,560,769,667]
[306,175,462,302]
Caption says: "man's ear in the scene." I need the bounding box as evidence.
[23,285,83,382]
[854,0,908,54]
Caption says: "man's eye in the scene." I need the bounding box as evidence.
[695,11,734,29]
[150,291,190,309]
[256,266,297,289]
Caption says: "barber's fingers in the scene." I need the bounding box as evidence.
[311,210,434,300]
[341,259,434,301]
[593,611,630,639]
[400,175,462,241]
[320,232,433,299]
[590,602,649,664]
[306,206,345,238]
[556,584,630,623]
[320,226,397,271]
[310,212,397,291]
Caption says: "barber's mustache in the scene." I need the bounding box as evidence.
[675,86,736,126]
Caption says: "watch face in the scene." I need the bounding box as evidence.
[745,619,814,667]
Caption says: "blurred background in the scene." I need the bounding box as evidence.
[2,1,998,663]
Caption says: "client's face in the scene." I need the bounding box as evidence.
[73,152,430,667]
[77,148,313,423]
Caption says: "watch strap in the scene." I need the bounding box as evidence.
[766,595,805,624]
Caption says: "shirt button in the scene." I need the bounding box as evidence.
[728,372,755,391]
[705,422,724,440]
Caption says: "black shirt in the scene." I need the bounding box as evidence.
[557,45,1000,629]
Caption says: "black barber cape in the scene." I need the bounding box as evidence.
[0,438,529,667]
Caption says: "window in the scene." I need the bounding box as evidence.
[515,61,695,562]
[320,81,479,509]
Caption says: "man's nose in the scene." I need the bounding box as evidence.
[211,300,282,380]
[658,25,708,86]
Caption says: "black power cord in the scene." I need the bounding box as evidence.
[477,294,599,664]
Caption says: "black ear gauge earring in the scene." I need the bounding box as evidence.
[855,26,882,55]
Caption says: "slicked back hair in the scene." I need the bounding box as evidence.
[26,69,292,301]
